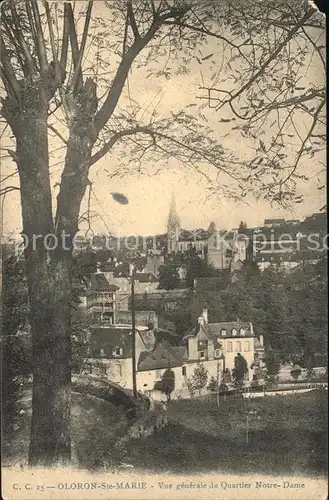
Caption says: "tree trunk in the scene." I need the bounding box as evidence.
[28,255,72,466]
[3,85,73,466]
[3,77,97,466]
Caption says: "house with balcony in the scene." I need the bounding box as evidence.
[77,271,119,323]
[100,260,159,311]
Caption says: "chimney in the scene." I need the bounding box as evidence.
[96,262,102,273]
[202,308,208,324]
[129,263,135,276]
[259,334,264,346]
[198,316,205,326]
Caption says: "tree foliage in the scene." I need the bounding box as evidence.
[160,368,175,401]
[191,362,208,396]
[232,353,248,389]
[264,347,281,383]
[207,375,218,393]
[158,263,181,290]
[193,259,327,365]
[185,249,217,288]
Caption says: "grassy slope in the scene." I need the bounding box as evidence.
[122,390,328,476]
[2,391,129,470]
[3,390,327,475]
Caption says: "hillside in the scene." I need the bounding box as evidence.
[122,390,328,475]
[2,391,129,470]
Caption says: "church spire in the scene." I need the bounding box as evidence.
[168,193,180,228]
[167,193,180,253]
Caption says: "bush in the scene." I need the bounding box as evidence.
[291,366,302,380]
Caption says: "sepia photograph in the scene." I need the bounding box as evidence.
[0,0,327,498]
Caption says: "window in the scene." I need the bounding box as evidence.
[200,351,205,359]
[112,346,123,357]
[182,366,187,376]
[240,328,245,336]
[232,328,237,336]
[214,349,220,358]
[227,341,233,353]
[244,341,250,352]
[236,341,241,352]
[198,340,208,351]
[221,329,226,337]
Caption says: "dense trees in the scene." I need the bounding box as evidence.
[158,263,181,290]
[193,259,328,365]
[185,250,217,289]
[263,347,281,383]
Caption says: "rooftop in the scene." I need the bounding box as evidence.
[89,273,120,292]
[186,320,254,342]
[138,340,187,371]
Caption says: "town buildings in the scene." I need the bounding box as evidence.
[84,307,264,400]
[167,194,216,258]
[84,324,155,386]
[77,270,120,324]
[75,201,324,400]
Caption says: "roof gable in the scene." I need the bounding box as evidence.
[89,273,118,291]
[138,340,187,371]
[135,272,159,283]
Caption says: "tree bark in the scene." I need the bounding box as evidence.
[2,84,73,466]
[2,77,97,466]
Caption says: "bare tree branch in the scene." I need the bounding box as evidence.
[70,1,94,91]
[48,125,67,145]
[66,2,83,90]
[10,2,36,75]
[30,0,49,72]
[280,98,326,187]
[127,0,141,41]
[210,8,315,111]
[44,1,61,83]
[0,186,20,197]
[95,3,189,133]
[0,34,21,101]
[60,3,69,71]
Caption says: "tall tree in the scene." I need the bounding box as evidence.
[0,0,324,466]
[191,362,208,396]
[264,347,281,383]
[160,368,175,401]
[232,352,248,390]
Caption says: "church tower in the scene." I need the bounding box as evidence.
[167,193,180,253]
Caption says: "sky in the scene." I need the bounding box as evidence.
[0,1,326,238]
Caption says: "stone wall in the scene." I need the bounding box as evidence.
[116,401,167,446]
